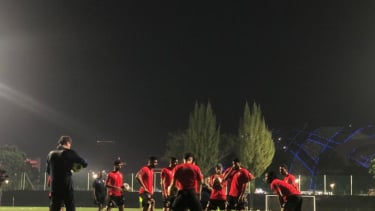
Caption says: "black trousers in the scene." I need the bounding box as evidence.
[50,177,75,211]
[284,195,303,211]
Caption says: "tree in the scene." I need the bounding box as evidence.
[164,130,187,161]
[238,102,275,178]
[218,133,240,166]
[369,158,375,179]
[164,101,221,176]
[238,102,275,209]
[0,145,27,189]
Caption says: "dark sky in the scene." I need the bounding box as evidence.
[0,1,375,172]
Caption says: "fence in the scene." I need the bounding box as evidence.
[1,170,374,196]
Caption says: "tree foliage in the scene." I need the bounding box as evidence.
[0,144,27,189]
[164,101,221,176]
[369,158,375,179]
[164,130,187,161]
[238,102,275,178]
[217,133,241,168]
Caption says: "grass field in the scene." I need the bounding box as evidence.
[0,208,163,211]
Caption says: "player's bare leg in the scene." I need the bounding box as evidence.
[119,205,124,211]
[149,198,155,211]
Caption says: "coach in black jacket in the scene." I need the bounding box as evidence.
[46,135,88,211]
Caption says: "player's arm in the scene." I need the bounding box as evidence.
[168,176,177,196]
[105,177,122,191]
[92,184,97,202]
[222,167,233,181]
[92,180,100,202]
[70,150,88,168]
[135,169,149,193]
[46,153,52,175]
[160,171,168,197]
[196,170,203,200]
[238,181,248,202]
[273,184,285,208]
[206,176,214,191]
[248,171,255,181]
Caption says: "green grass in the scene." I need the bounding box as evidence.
[0,208,164,211]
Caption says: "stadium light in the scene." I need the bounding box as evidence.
[92,172,98,179]
[330,183,335,195]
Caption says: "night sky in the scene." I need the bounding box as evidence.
[0,1,375,172]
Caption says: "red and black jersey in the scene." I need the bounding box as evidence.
[137,166,154,194]
[209,174,226,200]
[106,170,123,196]
[284,173,299,191]
[174,163,203,191]
[161,167,174,195]
[270,178,301,202]
[227,168,254,197]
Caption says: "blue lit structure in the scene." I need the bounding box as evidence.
[273,125,375,189]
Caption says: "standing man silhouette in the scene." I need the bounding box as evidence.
[160,157,178,211]
[169,152,203,211]
[46,135,88,211]
[106,158,126,211]
[136,156,158,211]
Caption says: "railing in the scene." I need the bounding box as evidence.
[1,170,374,196]
[252,174,374,196]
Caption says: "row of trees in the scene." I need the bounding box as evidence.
[0,145,27,189]
[0,101,275,191]
[163,101,275,181]
[370,158,375,179]
[2,101,375,192]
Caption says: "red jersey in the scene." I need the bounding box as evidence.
[209,174,226,200]
[106,170,123,196]
[137,166,154,194]
[174,163,203,191]
[161,167,174,195]
[223,167,239,184]
[172,165,183,191]
[270,179,301,202]
[284,173,298,190]
[227,168,254,197]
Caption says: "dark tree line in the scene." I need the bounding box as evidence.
[164,101,275,179]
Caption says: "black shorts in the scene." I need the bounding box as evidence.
[95,195,106,205]
[226,195,247,210]
[172,189,202,211]
[207,199,226,210]
[285,195,303,211]
[107,195,124,207]
[140,192,154,208]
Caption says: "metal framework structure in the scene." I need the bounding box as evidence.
[273,125,375,189]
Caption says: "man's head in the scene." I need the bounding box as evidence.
[169,157,178,167]
[232,158,241,169]
[113,158,125,170]
[148,156,158,168]
[98,170,105,178]
[58,136,72,149]
[183,152,195,163]
[215,163,223,174]
[279,164,288,176]
[264,171,277,184]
